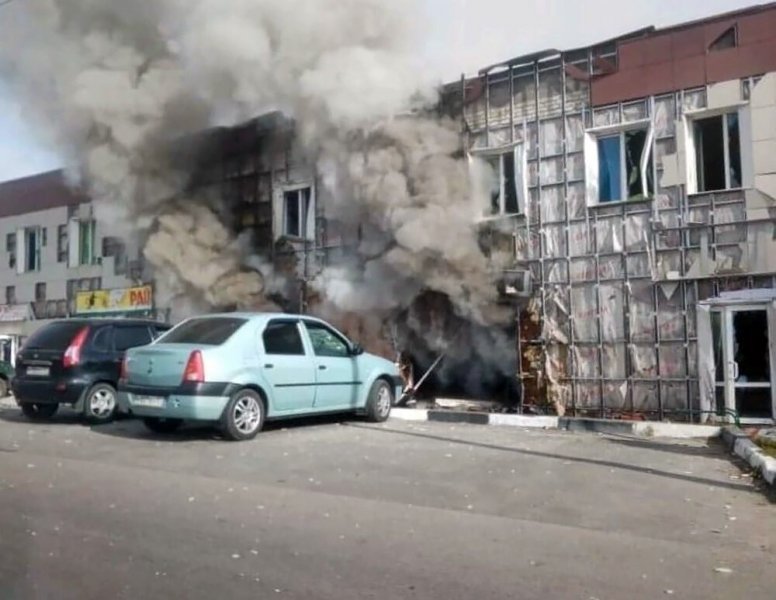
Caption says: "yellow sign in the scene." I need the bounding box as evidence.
[75,286,153,315]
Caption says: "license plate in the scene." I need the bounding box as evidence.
[26,366,50,377]
[131,395,166,409]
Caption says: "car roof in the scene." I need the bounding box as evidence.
[43,319,169,327]
[192,313,326,323]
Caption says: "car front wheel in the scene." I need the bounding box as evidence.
[20,402,59,421]
[220,389,264,442]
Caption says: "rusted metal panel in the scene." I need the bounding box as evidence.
[592,5,776,106]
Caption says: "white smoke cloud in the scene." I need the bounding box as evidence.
[0,0,509,375]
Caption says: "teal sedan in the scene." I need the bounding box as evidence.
[117,314,401,441]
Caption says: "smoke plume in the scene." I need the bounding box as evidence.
[0,0,513,392]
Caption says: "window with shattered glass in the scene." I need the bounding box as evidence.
[597,128,654,203]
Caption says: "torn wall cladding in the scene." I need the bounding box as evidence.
[184,4,776,418]
[185,112,520,403]
[458,2,776,420]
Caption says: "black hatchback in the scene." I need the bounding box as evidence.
[12,319,170,423]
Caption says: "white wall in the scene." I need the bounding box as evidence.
[0,202,140,305]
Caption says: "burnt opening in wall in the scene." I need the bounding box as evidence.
[395,292,520,407]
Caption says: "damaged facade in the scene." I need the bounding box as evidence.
[180,4,776,423]
[451,4,776,423]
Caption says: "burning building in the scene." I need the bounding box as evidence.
[176,3,776,423]
[1,2,775,423]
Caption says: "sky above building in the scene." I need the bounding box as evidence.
[0,0,762,182]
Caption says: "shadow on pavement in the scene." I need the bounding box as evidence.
[351,423,756,493]
[605,435,725,457]
[0,406,85,427]
[89,412,355,443]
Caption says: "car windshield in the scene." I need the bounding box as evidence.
[157,318,247,346]
[23,322,86,350]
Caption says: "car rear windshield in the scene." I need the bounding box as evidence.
[23,322,86,351]
[158,318,247,346]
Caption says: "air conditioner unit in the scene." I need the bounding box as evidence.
[498,269,533,299]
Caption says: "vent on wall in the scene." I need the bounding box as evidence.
[709,26,737,52]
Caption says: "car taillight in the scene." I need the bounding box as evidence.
[182,350,204,383]
[63,327,89,369]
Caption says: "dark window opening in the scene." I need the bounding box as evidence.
[5,286,16,305]
[160,318,247,346]
[625,129,653,199]
[503,153,519,214]
[263,321,305,356]
[35,283,46,302]
[283,188,312,238]
[709,26,737,52]
[487,152,521,216]
[488,158,500,215]
[57,225,68,263]
[25,228,39,272]
[694,113,741,192]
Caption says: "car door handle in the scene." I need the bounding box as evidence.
[319,365,328,370]
[264,364,274,369]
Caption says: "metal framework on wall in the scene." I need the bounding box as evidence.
[461,44,776,421]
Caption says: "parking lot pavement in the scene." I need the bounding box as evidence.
[0,403,774,600]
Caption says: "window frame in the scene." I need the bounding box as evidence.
[683,104,748,196]
[57,224,68,263]
[281,185,314,240]
[585,119,656,206]
[79,220,97,266]
[470,143,527,221]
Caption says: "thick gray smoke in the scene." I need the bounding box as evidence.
[0,0,511,375]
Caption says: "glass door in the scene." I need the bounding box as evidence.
[725,307,773,423]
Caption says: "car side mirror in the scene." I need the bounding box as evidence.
[350,343,364,356]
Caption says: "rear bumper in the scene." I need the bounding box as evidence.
[118,382,237,422]
[12,377,89,405]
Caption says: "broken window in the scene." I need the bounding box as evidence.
[283,187,313,239]
[709,26,737,52]
[596,127,654,203]
[479,146,525,217]
[693,113,742,193]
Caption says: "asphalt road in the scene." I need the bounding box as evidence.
[0,401,774,600]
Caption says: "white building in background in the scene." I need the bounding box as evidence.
[0,170,154,336]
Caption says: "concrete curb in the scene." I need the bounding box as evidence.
[390,409,722,439]
[721,427,776,487]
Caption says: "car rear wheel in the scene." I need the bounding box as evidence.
[365,379,393,423]
[20,402,59,421]
[220,389,264,442]
[83,383,117,424]
[143,417,184,434]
